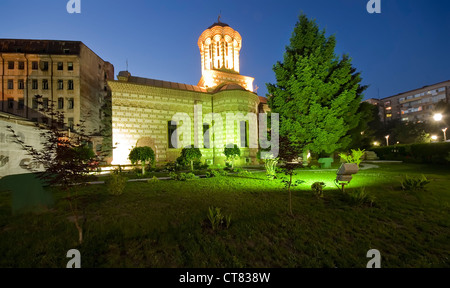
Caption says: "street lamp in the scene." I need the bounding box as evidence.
[433,113,443,122]
[431,135,438,142]
[443,128,448,141]
[385,135,390,146]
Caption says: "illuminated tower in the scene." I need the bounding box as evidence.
[197,20,254,92]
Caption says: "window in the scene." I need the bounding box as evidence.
[168,121,177,149]
[18,61,25,70]
[18,80,25,90]
[217,41,220,56]
[58,97,64,109]
[8,61,14,70]
[68,62,74,71]
[32,79,38,90]
[32,97,39,109]
[203,124,210,148]
[68,80,74,90]
[240,121,249,148]
[399,97,405,102]
[58,80,64,90]
[225,42,228,56]
[18,99,24,110]
[209,44,212,59]
[41,61,49,71]
[7,98,14,109]
[43,98,49,109]
[32,61,38,70]
[386,114,392,118]
[42,79,49,90]
[68,118,74,131]
[57,62,63,71]
[64,49,70,54]
[68,98,74,109]
[7,80,14,90]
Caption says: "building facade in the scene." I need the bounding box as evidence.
[368,80,450,123]
[0,40,114,137]
[108,21,265,166]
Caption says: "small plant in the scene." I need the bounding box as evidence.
[147,176,159,183]
[128,146,155,175]
[339,149,366,167]
[237,170,252,177]
[264,158,278,180]
[346,187,375,207]
[311,182,326,198]
[401,175,430,192]
[207,206,231,231]
[106,173,128,196]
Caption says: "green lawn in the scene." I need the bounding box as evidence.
[0,163,449,268]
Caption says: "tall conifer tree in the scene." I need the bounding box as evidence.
[267,14,367,161]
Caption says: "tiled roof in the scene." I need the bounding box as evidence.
[126,76,208,93]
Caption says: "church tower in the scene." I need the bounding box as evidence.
[197,19,254,92]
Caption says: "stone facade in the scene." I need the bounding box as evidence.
[108,21,264,166]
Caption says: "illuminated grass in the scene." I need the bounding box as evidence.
[0,163,449,268]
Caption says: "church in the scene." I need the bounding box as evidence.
[108,20,269,166]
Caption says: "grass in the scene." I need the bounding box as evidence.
[0,163,449,268]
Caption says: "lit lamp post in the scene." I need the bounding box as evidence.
[385,135,390,146]
[433,113,443,122]
[443,128,448,142]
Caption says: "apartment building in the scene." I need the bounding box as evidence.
[379,80,449,123]
[0,39,114,135]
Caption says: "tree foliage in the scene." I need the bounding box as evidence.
[224,144,241,169]
[179,146,202,171]
[128,146,155,175]
[7,96,100,244]
[266,14,367,161]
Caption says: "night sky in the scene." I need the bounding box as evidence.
[1,0,449,100]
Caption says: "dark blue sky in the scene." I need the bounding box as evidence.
[1,0,449,100]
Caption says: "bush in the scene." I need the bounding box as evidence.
[311,182,326,198]
[339,149,365,167]
[371,142,450,164]
[105,173,128,196]
[177,147,202,171]
[128,146,155,175]
[224,144,241,169]
[401,175,430,192]
[346,187,375,207]
[169,172,197,181]
[147,176,159,183]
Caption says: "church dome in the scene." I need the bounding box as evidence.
[215,83,246,92]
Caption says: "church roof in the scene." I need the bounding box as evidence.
[119,73,207,93]
[207,22,230,29]
[215,83,246,92]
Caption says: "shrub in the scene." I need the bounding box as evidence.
[224,144,241,169]
[346,187,375,207]
[371,142,450,164]
[237,170,252,177]
[169,172,196,181]
[401,175,430,192]
[339,149,365,167]
[128,146,155,175]
[147,176,159,183]
[177,147,202,171]
[311,182,326,198]
[106,173,127,196]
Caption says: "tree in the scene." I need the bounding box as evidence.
[7,96,100,244]
[178,146,202,171]
[128,146,155,175]
[223,144,241,169]
[267,14,366,159]
[266,14,366,215]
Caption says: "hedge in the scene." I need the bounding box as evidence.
[371,142,450,164]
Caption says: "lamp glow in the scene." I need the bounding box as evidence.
[433,113,443,122]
